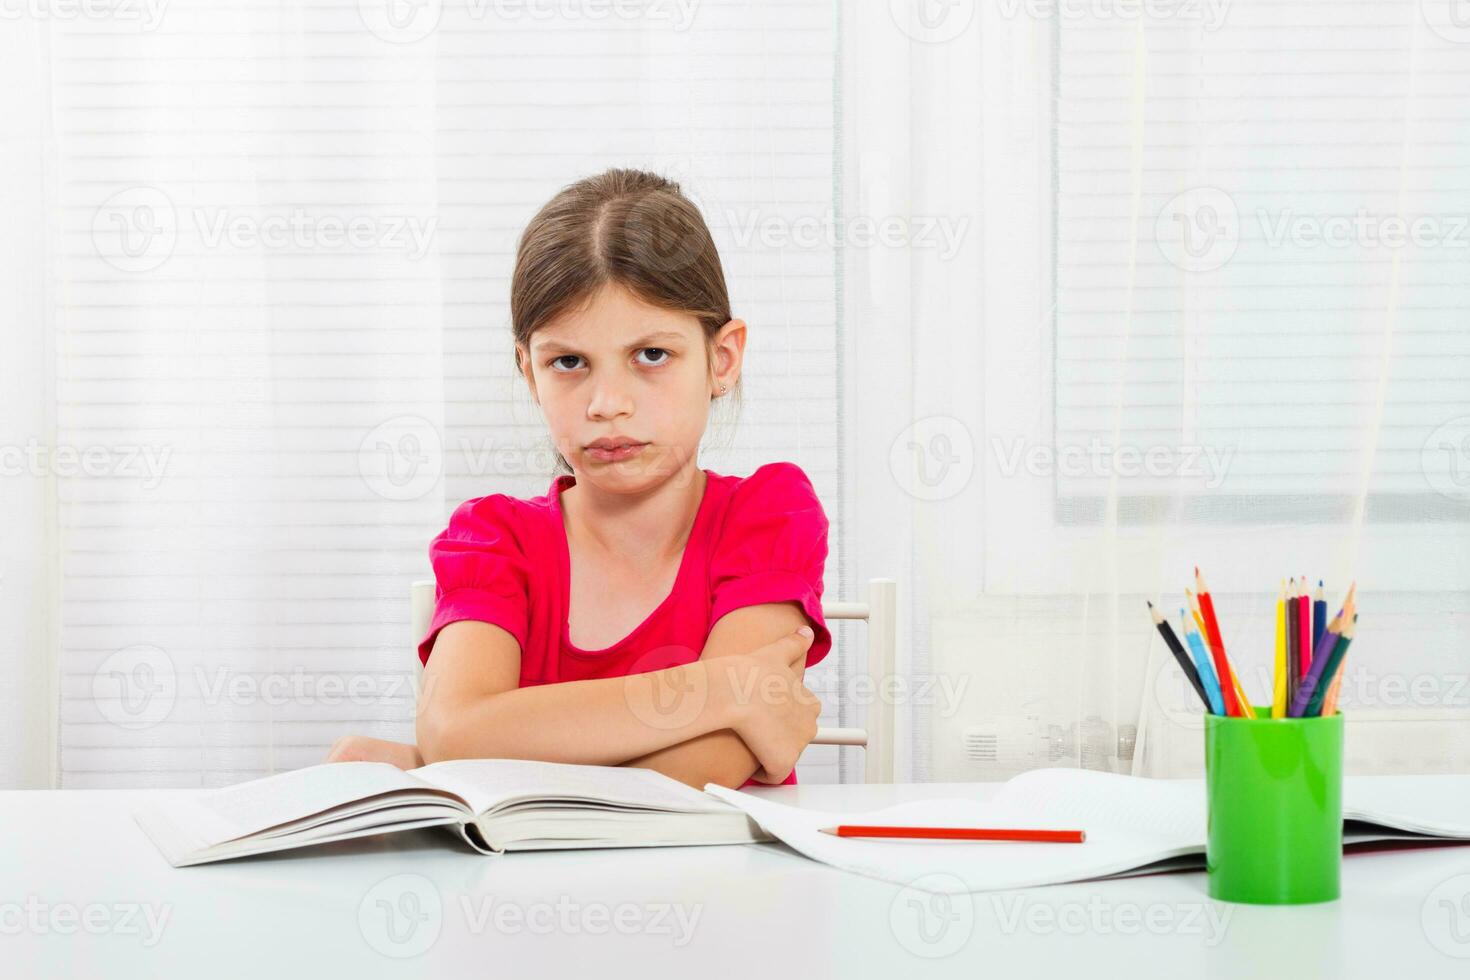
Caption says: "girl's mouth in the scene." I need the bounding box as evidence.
[585,442,648,463]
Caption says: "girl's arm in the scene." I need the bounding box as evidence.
[415,619,758,771]
[618,601,814,787]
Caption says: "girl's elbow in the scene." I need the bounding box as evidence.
[701,752,761,791]
[414,712,448,764]
[416,706,470,764]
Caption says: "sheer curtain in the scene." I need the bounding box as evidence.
[4,1,843,789]
[846,1,1470,782]
[7,2,1469,791]
[2,16,59,790]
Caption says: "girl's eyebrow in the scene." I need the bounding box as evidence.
[534,330,687,355]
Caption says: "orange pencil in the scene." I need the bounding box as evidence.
[817,825,1086,843]
[1320,586,1358,716]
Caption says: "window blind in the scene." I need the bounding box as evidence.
[53,0,843,787]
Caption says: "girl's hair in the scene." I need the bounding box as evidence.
[511,167,741,475]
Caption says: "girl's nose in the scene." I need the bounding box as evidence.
[585,379,634,420]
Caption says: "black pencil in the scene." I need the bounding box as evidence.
[1147,601,1211,712]
[1286,578,1300,708]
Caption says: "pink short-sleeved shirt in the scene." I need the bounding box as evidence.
[417,461,832,788]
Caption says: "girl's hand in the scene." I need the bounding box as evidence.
[719,627,821,783]
[324,735,424,770]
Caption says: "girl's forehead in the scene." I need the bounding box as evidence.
[532,289,702,350]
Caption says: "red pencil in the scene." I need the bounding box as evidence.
[1298,579,1313,678]
[816,825,1086,843]
[1194,567,1242,717]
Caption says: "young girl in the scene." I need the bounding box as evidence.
[326,168,832,790]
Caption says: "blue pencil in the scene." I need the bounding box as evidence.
[1312,580,1328,653]
[1182,609,1225,715]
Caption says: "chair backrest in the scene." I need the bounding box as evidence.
[409,577,897,783]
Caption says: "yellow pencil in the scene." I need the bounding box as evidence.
[1272,579,1288,718]
[1185,588,1208,636]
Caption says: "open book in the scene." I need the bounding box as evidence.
[704,768,1470,894]
[134,759,772,868]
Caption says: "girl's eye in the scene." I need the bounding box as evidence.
[547,349,668,372]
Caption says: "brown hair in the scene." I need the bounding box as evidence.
[511,168,741,475]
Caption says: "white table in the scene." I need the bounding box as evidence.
[6,780,1470,978]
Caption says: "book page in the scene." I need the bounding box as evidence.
[156,761,447,847]
[410,758,734,817]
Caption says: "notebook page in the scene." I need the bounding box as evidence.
[996,770,1470,841]
[985,769,1206,847]
[411,759,737,817]
[702,785,1202,895]
[1344,775,1470,837]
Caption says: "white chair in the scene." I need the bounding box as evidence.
[410,577,897,783]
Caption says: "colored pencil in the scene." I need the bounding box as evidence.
[1298,579,1313,678]
[1185,590,1208,637]
[1312,581,1328,653]
[1181,590,1228,705]
[1288,612,1343,717]
[1182,610,1225,715]
[1286,578,1298,706]
[817,825,1086,843]
[1304,616,1351,717]
[1286,578,1300,709]
[1226,657,1254,718]
[1190,578,1250,717]
[1316,614,1357,717]
[1315,585,1356,716]
[1148,601,1211,713]
[1181,590,1252,719]
[1271,580,1288,718]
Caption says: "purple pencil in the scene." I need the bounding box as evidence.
[1288,612,1344,717]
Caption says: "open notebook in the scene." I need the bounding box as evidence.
[134,759,772,868]
[705,768,1470,894]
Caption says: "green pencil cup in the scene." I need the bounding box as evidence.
[1203,705,1344,905]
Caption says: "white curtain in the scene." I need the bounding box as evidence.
[6,1,1469,790]
[2,16,59,790]
[845,0,1470,782]
[4,0,843,789]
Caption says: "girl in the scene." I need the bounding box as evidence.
[326,168,832,789]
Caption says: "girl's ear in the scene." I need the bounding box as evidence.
[710,318,746,393]
[516,344,540,404]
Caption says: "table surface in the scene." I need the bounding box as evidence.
[6,779,1470,979]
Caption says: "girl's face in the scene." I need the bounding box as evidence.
[519,282,744,493]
